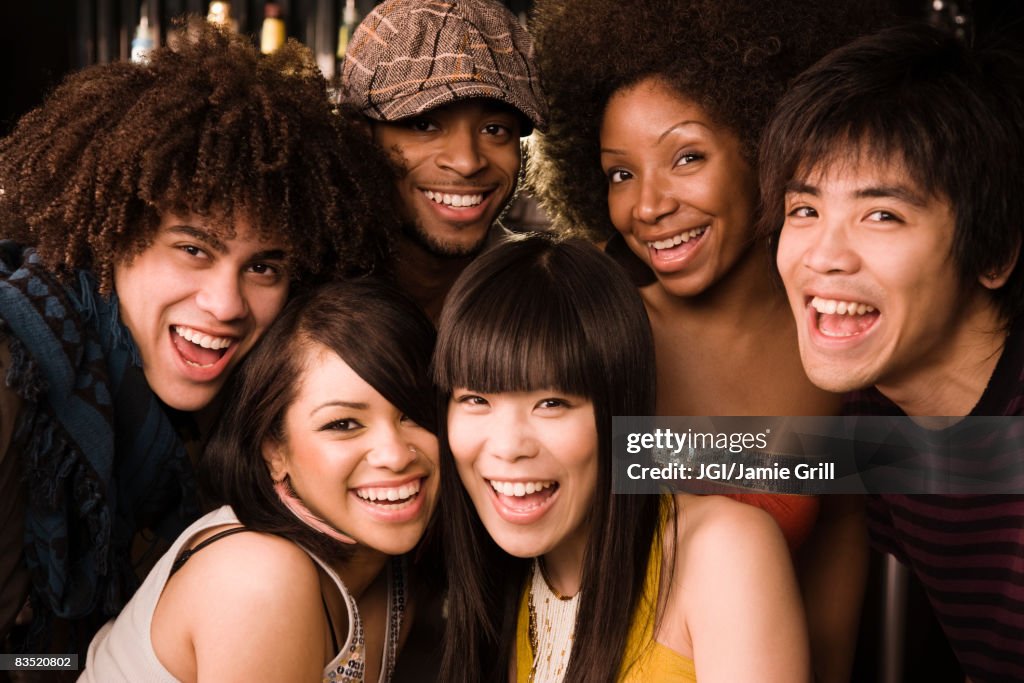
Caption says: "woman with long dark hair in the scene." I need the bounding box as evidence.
[81,280,438,682]
[436,233,808,682]
[529,4,893,678]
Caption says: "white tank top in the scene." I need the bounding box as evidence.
[79,505,404,682]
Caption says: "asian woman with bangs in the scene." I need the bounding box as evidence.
[435,232,809,682]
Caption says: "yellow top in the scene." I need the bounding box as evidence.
[515,526,696,682]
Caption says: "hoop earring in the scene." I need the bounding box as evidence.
[273,477,357,545]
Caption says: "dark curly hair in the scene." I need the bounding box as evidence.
[528,0,893,241]
[0,22,402,292]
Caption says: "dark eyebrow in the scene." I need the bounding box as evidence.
[601,119,710,156]
[252,249,288,262]
[312,400,369,416]
[657,119,709,145]
[785,180,819,196]
[854,185,928,208]
[167,226,288,261]
[784,179,928,208]
[167,226,227,254]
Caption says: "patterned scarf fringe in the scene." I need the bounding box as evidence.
[0,245,195,653]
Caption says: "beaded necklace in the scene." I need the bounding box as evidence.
[323,559,405,683]
[527,558,580,683]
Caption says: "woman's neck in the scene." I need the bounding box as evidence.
[540,526,590,597]
[647,238,784,323]
[331,546,389,600]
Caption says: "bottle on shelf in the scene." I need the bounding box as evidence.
[130,6,156,64]
[261,2,286,54]
[337,0,359,60]
[207,1,238,33]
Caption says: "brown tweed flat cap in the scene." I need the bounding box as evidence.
[338,0,547,134]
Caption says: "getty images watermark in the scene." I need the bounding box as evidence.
[625,427,833,483]
[613,416,1024,495]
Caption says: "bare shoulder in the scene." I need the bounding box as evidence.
[152,527,327,682]
[667,494,810,682]
[658,495,790,618]
[669,493,799,601]
[160,527,324,626]
[173,527,321,595]
[673,493,787,565]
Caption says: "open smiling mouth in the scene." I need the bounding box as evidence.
[354,479,423,511]
[809,296,880,338]
[645,225,709,262]
[488,479,559,512]
[172,325,232,368]
[422,190,487,209]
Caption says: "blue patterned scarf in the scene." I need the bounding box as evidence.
[0,241,198,650]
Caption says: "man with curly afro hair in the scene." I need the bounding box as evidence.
[0,23,403,653]
[529,1,892,681]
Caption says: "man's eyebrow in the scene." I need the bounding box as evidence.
[785,180,819,196]
[783,181,927,207]
[166,226,288,261]
[252,249,288,262]
[854,185,928,207]
[166,225,227,253]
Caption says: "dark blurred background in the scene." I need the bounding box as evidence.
[2,1,1022,136]
[0,0,535,136]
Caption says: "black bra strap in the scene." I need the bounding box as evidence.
[169,526,251,577]
[322,595,339,654]
[168,525,340,654]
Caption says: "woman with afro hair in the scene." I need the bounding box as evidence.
[529,1,892,680]
[0,21,403,655]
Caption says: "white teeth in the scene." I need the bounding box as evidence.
[489,480,554,497]
[173,325,232,350]
[354,479,421,503]
[646,225,708,250]
[810,296,876,316]
[423,190,484,208]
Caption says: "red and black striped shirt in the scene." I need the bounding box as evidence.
[846,319,1024,683]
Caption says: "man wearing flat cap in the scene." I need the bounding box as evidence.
[339,0,548,322]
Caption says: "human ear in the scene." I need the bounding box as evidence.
[262,439,289,482]
[264,440,358,545]
[980,240,1021,290]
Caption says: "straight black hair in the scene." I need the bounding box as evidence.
[435,232,662,683]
